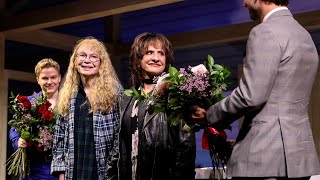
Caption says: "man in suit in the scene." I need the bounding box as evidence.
[189,0,320,179]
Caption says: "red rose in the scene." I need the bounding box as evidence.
[42,111,53,121]
[45,100,52,108]
[22,101,32,110]
[26,141,33,148]
[17,95,28,103]
[37,104,48,114]
[17,95,32,110]
[34,142,43,153]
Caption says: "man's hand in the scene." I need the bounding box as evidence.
[18,138,27,148]
[59,174,65,180]
[186,105,208,126]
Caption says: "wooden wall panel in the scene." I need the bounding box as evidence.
[5,70,36,82]
[105,15,123,81]
[5,30,80,51]
[0,33,7,180]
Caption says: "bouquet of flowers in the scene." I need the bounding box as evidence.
[125,55,233,175]
[6,92,56,178]
[126,55,232,125]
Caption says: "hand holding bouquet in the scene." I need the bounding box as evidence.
[6,92,56,178]
[126,55,231,125]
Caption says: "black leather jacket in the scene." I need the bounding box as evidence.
[106,95,196,180]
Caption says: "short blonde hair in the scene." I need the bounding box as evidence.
[34,58,60,78]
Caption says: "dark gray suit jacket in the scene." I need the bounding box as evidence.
[207,9,320,178]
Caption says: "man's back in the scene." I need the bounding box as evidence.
[226,9,320,177]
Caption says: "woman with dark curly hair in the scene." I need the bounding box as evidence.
[106,32,196,180]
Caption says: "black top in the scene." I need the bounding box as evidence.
[73,86,98,180]
[122,97,147,180]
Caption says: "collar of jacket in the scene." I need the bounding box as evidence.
[120,95,157,129]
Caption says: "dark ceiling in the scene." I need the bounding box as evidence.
[2,0,320,82]
[3,0,319,42]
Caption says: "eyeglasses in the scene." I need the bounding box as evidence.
[77,53,100,62]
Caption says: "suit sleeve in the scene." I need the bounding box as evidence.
[9,128,20,150]
[207,25,282,125]
[51,115,66,176]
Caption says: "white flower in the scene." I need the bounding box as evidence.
[191,64,208,75]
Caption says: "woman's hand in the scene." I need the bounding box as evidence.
[59,174,65,180]
[18,138,27,148]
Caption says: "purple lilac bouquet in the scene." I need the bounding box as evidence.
[6,92,56,178]
[128,55,231,126]
[125,55,233,175]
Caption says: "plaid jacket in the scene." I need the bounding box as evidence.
[51,91,120,180]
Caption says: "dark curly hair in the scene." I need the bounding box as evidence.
[262,0,289,6]
[129,32,174,87]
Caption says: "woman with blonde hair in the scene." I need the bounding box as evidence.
[51,37,122,180]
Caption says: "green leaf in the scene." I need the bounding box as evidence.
[207,55,215,66]
[10,91,15,99]
[168,113,182,126]
[152,106,166,113]
[124,89,134,96]
[214,64,223,70]
[169,65,179,76]
[133,88,140,97]
[21,131,30,140]
[168,97,180,107]
[163,76,174,83]
[211,70,218,75]
[8,120,16,126]
[181,124,192,132]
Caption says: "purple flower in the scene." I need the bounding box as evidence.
[179,68,187,75]
[179,73,210,95]
[38,126,53,151]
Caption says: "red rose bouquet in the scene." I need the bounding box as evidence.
[6,92,56,178]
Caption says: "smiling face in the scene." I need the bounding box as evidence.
[37,67,61,96]
[140,45,166,79]
[75,44,101,78]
